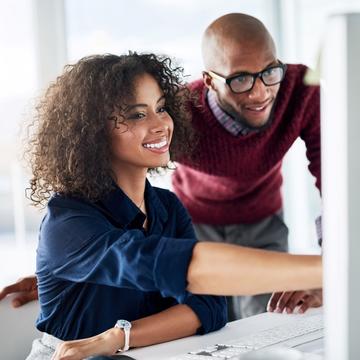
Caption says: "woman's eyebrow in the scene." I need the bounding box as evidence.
[124,103,147,111]
[156,95,165,104]
[124,96,165,111]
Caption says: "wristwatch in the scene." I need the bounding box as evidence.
[114,319,132,352]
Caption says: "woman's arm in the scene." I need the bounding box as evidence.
[0,243,322,304]
[187,242,322,295]
[52,304,202,360]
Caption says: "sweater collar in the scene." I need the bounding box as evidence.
[207,90,251,136]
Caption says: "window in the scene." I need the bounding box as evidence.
[0,0,41,285]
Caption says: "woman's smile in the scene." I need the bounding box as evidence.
[142,137,169,153]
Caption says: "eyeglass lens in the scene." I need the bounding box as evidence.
[230,66,284,93]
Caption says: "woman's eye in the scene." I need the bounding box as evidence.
[157,106,168,113]
[128,112,146,120]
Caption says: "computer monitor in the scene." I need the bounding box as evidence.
[321,12,360,360]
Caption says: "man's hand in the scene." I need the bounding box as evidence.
[267,289,322,314]
[0,275,38,307]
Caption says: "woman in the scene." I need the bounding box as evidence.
[1,53,321,360]
[22,53,227,359]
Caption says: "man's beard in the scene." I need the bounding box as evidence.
[220,98,277,132]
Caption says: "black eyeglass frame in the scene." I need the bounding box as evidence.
[206,61,287,94]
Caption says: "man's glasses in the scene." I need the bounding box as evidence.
[207,61,287,94]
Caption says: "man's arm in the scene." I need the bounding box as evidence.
[0,276,38,307]
[52,304,202,360]
[300,84,321,191]
[267,215,323,314]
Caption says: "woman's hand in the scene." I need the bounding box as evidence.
[52,328,124,360]
[52,302,203,359]
[0,275,38,307]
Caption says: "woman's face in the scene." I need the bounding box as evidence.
[108,73,174,176]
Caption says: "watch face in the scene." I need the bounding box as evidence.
[115,319,132,329]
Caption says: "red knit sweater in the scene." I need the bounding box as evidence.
[172,64,321,225]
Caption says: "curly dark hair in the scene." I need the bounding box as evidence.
[26,53,194,206]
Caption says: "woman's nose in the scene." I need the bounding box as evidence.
[149,114,168,134]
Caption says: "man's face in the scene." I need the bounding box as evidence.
[205,39,281,129]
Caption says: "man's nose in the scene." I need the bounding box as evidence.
[248,76,268,100]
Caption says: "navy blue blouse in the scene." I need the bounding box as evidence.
[35,181,227,340]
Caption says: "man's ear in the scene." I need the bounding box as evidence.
[202,71,214,90]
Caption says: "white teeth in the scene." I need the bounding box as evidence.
[249,106,265,111]
[143,140,167,149]
[247,103,268,111]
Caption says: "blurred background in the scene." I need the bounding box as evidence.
[0,0,358,286]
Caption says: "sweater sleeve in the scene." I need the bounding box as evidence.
[300,85,321,192]
[38,204,196,299]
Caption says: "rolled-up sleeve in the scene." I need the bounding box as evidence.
[180,293,227,334]
[163,192,228,333]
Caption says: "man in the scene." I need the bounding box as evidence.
[172,13,322,320]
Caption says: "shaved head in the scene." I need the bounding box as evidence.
[201,13,281,130]
[202,13,276,71]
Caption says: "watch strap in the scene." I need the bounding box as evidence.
[114,319,132,352]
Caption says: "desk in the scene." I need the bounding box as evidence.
[126,308,323,360]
